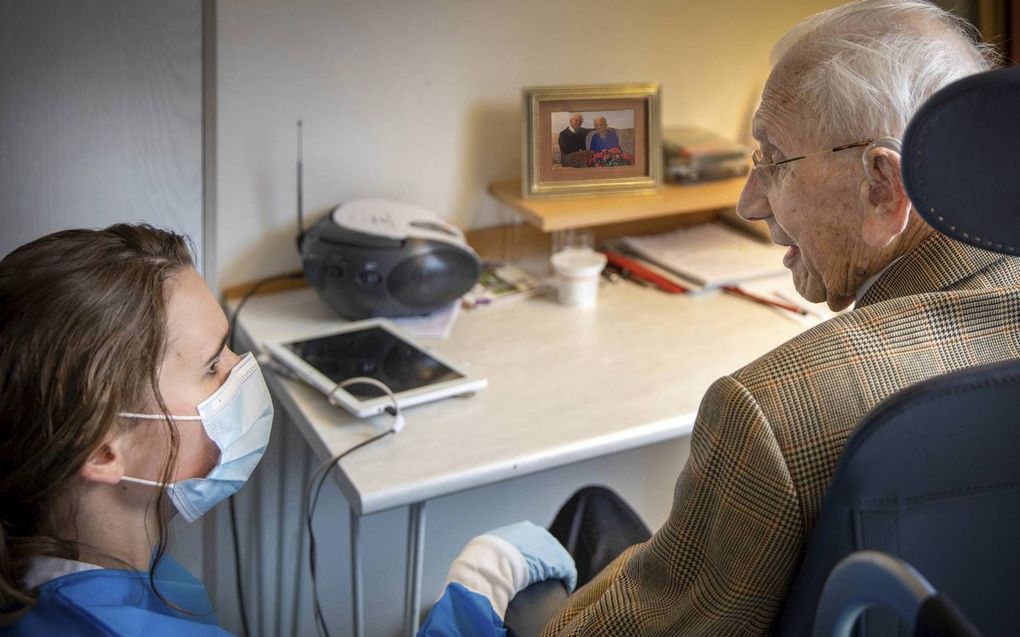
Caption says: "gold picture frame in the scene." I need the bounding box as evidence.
[522,83,662,198]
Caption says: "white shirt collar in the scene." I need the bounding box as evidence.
[855,256,903,305]
[23,556,102,590]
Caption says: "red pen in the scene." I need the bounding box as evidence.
[722,285,808,315]
[601,251,688,294]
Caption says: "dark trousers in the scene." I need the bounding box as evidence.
[504,486,651,637]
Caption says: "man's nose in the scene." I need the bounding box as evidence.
[736,170,771,221]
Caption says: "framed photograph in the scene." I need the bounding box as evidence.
[522,83,661,198]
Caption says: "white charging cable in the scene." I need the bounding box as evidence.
[257,355,406,434]
[328,376,405,433]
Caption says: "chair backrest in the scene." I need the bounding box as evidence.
[900,64,1020,255]
[775,359,1020,636]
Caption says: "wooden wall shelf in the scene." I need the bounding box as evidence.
[488,177,747,232]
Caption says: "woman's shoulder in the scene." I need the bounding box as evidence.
[2,558,233,636]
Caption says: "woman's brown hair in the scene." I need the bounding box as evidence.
[0,223,194,623]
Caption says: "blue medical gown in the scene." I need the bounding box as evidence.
[0,556,233,636]
[417,583,506,637]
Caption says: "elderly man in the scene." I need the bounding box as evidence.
[538,0,1020,635]
[558,113,591,166]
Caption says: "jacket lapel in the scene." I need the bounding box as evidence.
[857,232,1005,307]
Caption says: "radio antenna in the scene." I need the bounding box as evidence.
[296,119,305,249]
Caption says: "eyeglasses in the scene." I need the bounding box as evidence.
[751,140,874,190]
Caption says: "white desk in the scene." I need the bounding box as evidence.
[234,283,807,636]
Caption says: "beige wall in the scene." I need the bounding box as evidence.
[216,0,845,288]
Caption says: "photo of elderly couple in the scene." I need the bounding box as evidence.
[552,110,636,168]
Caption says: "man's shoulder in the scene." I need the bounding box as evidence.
[707,285,1020,509]
[728,285,1020,438]
[742,287,1019,383]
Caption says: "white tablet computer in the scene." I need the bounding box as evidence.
[263,318,487,418]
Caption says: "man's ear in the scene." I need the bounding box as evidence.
[859,146,911,248]
[79,431,127,486]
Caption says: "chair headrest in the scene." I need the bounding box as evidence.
[902,65,1020,256]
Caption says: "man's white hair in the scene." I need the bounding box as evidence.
[772,0,998,143]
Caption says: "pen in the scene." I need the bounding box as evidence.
[602,251,688,294]
[722,285,808,315]
[606,263,655,288]
[773,289,829,319]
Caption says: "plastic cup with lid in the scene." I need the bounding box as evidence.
[550,247,607,308]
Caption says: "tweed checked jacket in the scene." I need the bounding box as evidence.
[543,232,1020,637]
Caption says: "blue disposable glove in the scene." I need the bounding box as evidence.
[486,521,577,592]
[435,520,576,625]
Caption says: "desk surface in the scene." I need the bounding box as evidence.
[235,284,808,515]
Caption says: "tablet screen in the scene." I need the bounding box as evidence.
[283,326,463,399]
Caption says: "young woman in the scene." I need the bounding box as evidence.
[0,224,273,635]
[0,223,582,636]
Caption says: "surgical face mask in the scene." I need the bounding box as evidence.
[119,352,274,522]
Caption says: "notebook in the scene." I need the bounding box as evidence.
[621,223,788,289]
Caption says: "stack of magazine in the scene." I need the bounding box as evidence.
[663,126,750,183]
[461,262,542,309]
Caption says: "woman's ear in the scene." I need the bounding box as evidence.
[78,431,127,486]
[859,146,911,248]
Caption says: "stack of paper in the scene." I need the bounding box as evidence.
[663,126,750,183]
[621,223,788,289]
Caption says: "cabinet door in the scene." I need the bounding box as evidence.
[0,0,205,272]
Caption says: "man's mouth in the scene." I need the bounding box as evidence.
[783,245,800,268]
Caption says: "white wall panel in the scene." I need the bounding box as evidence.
[0,0,204,272]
